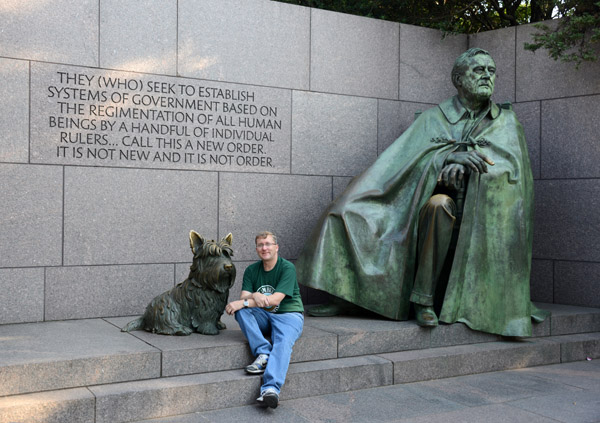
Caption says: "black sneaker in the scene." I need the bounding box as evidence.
[245,354,268,374]
[256,388,279,409]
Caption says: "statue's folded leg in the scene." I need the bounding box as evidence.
[410,194,456,326]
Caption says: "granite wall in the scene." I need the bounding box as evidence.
[0,0,598,325]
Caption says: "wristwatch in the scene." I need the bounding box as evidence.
[243,299,249,308]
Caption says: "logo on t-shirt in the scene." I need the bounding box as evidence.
[258,285,279,313]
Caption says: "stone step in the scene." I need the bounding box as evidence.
[1,332,598,423]
[380,332,600,384]
[0,319,161,398]
[0,388,95,423]
[91,355,394,423]
[0,303,598,398]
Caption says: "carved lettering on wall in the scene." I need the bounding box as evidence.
[31,64,291,173]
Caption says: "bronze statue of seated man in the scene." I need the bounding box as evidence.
[297,48,549,337]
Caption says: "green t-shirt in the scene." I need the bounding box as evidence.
[242,257,304,313]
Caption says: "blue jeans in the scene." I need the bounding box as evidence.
[235,308,304,395]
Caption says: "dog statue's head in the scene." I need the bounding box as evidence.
[188,231,236,293]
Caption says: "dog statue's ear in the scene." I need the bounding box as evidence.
[189,230,205,255]
[223,233,233,246]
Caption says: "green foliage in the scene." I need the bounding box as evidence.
[274,0,600,66]
[273,1,553,32]
[524,1,600,67]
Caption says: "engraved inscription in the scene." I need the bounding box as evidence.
[31,64,291,172]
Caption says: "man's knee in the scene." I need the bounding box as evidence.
[235,307,253,323]
[424,194,456,217]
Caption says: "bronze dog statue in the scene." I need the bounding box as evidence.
[122,231,236,335]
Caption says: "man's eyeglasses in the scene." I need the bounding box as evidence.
[256,242,275,248]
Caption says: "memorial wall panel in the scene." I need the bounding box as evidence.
[310,8,399,99]
[0,58,29,163]
[292,91,377,176]
[0,164,63,268]
[178,0,310,90]
[554,261,600,308]
[45,264,175,320]
[0,0,98,66]
[30,62,292,173]
[99,0,177,75]
[63,167,219,266]
[0,268,45,324]
[541,95,600,179]
[533,179,600,263]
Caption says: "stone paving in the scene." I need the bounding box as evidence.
[139,360,600,423]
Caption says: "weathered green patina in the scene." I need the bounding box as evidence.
[296,49,549,337]
[122,232,236,336]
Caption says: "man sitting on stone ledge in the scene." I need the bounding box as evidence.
[295,48,549,337]
[225,231,304,409]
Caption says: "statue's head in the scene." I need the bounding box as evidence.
[451,48,496,105]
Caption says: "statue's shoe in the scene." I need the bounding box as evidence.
[532,305,551,323]
[414,304,439,327]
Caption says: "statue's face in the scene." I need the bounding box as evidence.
[457,54,496,102]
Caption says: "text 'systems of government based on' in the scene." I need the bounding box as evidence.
[43,70,286,169]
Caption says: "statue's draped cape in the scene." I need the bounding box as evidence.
[296,96,547,337]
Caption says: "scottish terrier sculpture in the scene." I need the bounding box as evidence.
[122,231,236,335]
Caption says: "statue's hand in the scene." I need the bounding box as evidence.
[438,164,467,190]
[446,150,494,174]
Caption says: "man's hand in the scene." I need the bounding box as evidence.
[225,300,243,315]
[252,292,271,308]
[446,151,494,174]
[438,163,467,191]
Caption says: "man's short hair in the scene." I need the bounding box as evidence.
[451,48,492,89]
[255,231,277,245]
